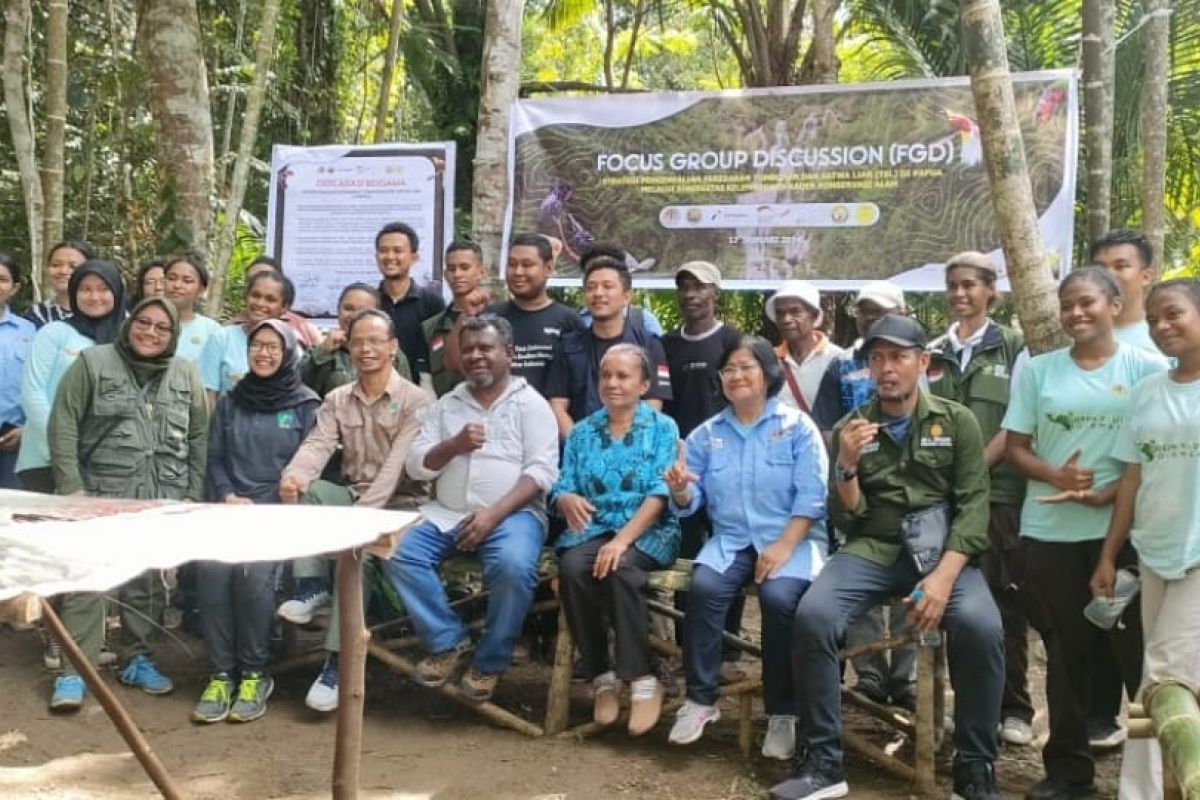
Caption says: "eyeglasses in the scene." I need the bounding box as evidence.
[131,317,173,336]
[348,337,392,350]
[718,363,760,379]
[249,341,283,355]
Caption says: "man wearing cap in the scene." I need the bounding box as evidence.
[771,315,1003,800]
[767,281,845,415]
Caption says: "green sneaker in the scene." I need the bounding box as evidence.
[228,672,274,723]
[192,673,234,724]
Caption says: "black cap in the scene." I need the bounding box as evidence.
[864,315,927,351]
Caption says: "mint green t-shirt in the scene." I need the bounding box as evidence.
[176,314,222,365]
[1113,371,1200,578]
[199,324,249,394]
[1002,343,1167,542]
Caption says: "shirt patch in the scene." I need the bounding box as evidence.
[771,425,794,441]
[431,336,445,352]
[656,364,670,383]
[860,441,881,455]
[927,368,944,382]
[919,422,953,448]
[708,437,725,450]
[276,410,295,428]
[989,364,1008,378]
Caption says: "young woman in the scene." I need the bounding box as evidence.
[17,259,125,493]
[164,256,221,363]
[199,270,293,401]
[193,319,319,724]
[1091,279,1200,798]
[927,251,1033,745]
[46,297,208,710]
[301,282,411,397]
[665,336,828,759]
[0,253,35,489]
[550,344,680,737]
[1002,266,1167,799]
[128,258,167,309]
[24,241,93,328]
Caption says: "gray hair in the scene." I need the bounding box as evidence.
[599,343,652,382]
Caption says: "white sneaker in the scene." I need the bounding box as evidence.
[305,664,339,712]
[277,589,331,625]
[43,640,62,671]
[1000,716,1033,746]
[668,699,721,745]
[762,714,797,760]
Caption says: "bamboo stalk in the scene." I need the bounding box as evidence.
[843,728,916,784]
[332,551,368,800]
[646,598,762,657]
[913,645,937,794]
[544,607,574,735]
[841,687,916,734]
[1146,681,1200,798]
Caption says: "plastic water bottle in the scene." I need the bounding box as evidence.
[908,587,942,647]
[1083,568,1140,630]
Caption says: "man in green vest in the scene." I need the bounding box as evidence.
[424,240,490,397]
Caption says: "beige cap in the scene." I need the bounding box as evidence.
[946,250,997,276]
[675,261,722,287]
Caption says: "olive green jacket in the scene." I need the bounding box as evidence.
[423,307,464,398]
[300,344,411,399]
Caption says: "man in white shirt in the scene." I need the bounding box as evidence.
[768,280,845,414]
[383,315,560,701]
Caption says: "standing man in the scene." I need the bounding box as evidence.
[545,257,672,439]
[493,233,584,397]
[375,222,446,386]
[425,240,490,397]
[1091,229,1157,355]
[384,315,559,701]
[771,316,1003,800]
[767,280,844,414]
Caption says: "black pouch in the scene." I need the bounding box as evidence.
[901,502,951,575]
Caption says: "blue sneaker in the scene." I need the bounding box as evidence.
[50,675,86,711]
[119,654,173,695]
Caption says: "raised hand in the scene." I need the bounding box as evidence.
[452,423,487,455]
[837,418,880,468]
[663,440,698,498]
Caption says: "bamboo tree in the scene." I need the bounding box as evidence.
[1082,0,1115,243]
[41,0,68,260]
[960,0,1067,353]
[800,0,838,84]
[3,0,44,297]
[1139,0,1172,270]
[208,0,283,315]
[374,0,405,143]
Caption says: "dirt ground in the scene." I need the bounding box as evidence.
[0,621,1122,800]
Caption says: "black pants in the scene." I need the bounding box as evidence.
[675,510,744,662]
[196,561,279,674]
[558,535,658,682]
[979,504,1034,723]
[17,466,55,493]
[1023,538,1143,786]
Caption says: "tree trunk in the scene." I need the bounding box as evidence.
[960,0,1067,354]
[218,0,248,186]
[374,0,406,143]
[106,0,138,267]
[798,0,837,84]
[471,0,525,269]
[3,0,44,298]
[41,0,68,261]
[208,0,283,316]
[1081,0,1115,245]
[135,0,216,256]
[1139,0,1171,271]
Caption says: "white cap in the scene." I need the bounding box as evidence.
[854,280,906,311]
[766,280,823,325]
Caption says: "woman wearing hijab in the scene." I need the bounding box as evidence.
[193,320,319,724]
[45,297,208,712]
[16,259,125,493]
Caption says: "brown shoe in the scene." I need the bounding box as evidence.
[592,672,620,726]
[459,667,499,703]
[414,642,471,687]
[627,676,662,736]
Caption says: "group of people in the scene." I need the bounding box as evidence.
[1,223,1195,800]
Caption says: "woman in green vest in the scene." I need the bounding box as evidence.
[926,251,1034,746]
[45,297,208,712]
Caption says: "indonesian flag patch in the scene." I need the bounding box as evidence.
[656,364,670,383]
[431,336,445,352]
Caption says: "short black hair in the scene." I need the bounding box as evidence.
[460,314,514,349]
[719,335,785,398]
[579,243,626,270]
[337,282,381,307]
[583,256,632,291]
[376,221,419,252]
[347,307,396,339]
[1090,229,1154,270]
[446,239,483,260]
[47,240,96,263]
[164,254,210,287]
[509,233,553,263]
[249,254,281,272]
[246,269,295,307]
[1148,278,1200,313]
[0,252,20,284]
[1060,265,1121,302]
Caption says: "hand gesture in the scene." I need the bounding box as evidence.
[322,327,347,352]
[837,418,879,467]
[755,539,795,583]
[1052,450,1094,493]
[556,492,595,533]
[452,423,486,456]
[1089,557,1117,600]
[224,493,254,505]
[1036,488,1105,507]
[463,288,492,317]
[593,536,629,579]
[279,476,303,504]
[663,440,698,498]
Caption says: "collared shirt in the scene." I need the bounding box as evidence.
[379,279,446,377]
[946,320,989,371]
[17,321,94,472]
[406,376,560,528]
[284,369,434,509]
[0,307,35,426]
[830,390,991,566]
[776,333,845,413]
[675,398,829,581]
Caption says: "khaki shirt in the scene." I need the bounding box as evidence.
[284,369,433,509]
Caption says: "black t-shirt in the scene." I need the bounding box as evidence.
[545,321,673,421]
[662,322,743,438]
[492,300,584,396]
[379,280,445,377]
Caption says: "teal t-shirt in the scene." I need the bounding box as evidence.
[1113,371,1200,578]
[176,314,222,365]
[199,324,248,394]
[1114,320,1158,354]
[1002,343,1167,542]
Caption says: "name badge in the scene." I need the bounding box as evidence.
[919,422,953,448]
[860,441,880,455]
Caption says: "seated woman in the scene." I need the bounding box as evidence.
[193,319,319,724]
[549,343,680,736]
[665,335,829,760]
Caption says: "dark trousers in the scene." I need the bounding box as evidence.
[558,534,658,682]
[17,466,54,493]
[196,561,280,674]
[1023,538,1143,786]
[794,553,1003,767]
[684,547,808,715]
[676,510,744,661]
[979,504,1034,723]
[0,449,19,489]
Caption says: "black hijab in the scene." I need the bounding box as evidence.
[66,259,126,344]
[115,298,180,387]
[230,319,319,412]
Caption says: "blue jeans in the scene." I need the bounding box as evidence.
[684,547,808,715]
[0,448,19,489]
[793,552,1003,767]
[384,510,543,674]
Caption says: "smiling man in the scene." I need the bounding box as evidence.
[424,240,490,397]
[767,280,844,414]
[375,222,446,383]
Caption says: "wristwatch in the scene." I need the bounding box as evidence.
[835,463,858,482]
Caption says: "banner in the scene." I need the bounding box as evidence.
[266,142,456,317]
[504,71,1078,291]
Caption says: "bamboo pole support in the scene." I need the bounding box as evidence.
[545,606,574,735]
[738,691,754,756]
[913,644,937,795]
[646,598,762,657]
[843,728,916,784]
[332,550,368,800]
[39,598,185,800]
[1146,681,1200,799]
[841,687,916,735]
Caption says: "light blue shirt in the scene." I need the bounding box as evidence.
[0,307,35,426]
[674,397,830,581]
[199,324,248,394]
[1113,371,1200,579]
[16,321,94,472]
[175,314,222,364]
[579,305,664,336]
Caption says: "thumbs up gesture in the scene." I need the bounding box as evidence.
[663,440,699,503]
[1052,449,1094,493]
